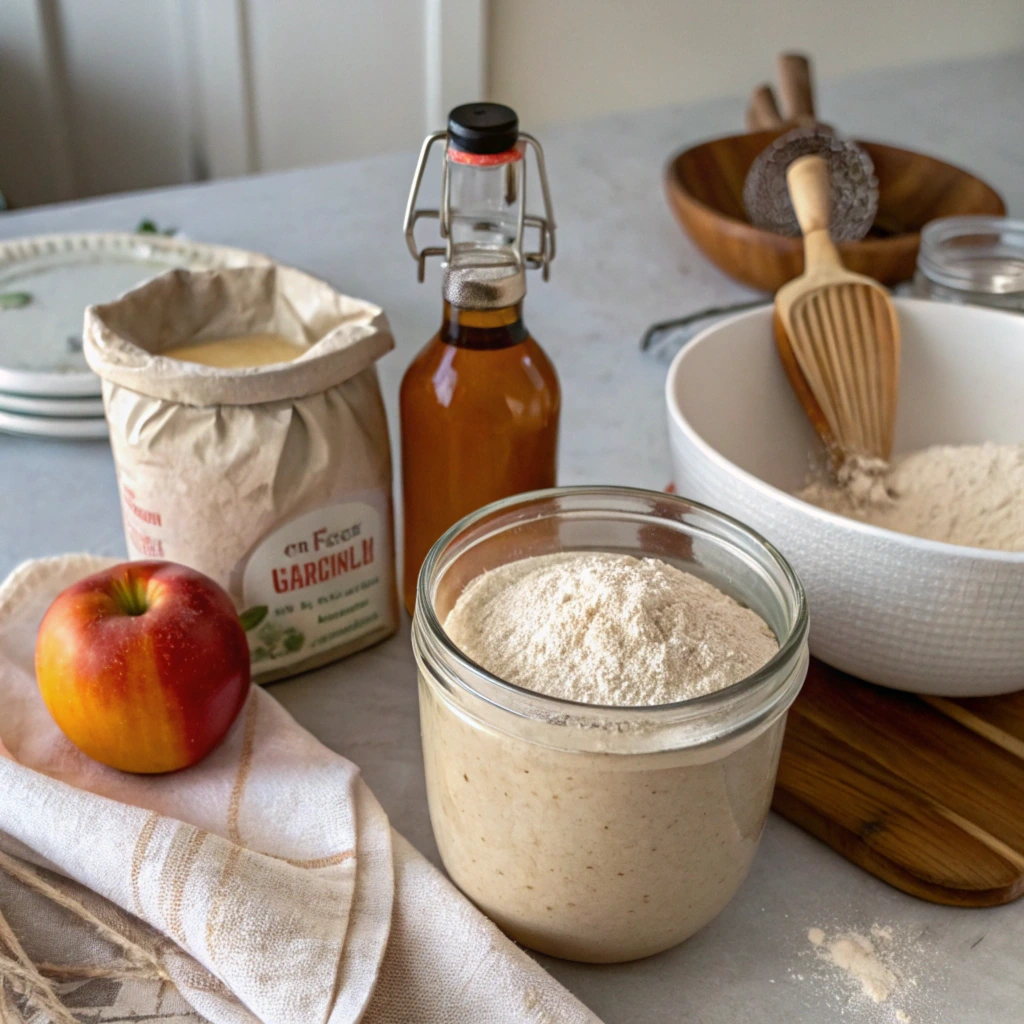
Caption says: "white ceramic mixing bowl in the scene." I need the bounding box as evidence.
[665,298,1024,697]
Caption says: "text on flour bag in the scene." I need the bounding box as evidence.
[84,265,400,684]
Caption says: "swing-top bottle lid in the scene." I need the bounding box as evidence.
[404,102,556,296]
[447,103,519,155]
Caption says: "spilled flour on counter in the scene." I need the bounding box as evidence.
[796,441,1024,551]
[802,922,939,1022]
[810,925,899,1003]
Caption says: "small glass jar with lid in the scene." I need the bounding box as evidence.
[912,216,1024,312]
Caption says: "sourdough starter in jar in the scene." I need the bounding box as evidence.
[420,551,786,962]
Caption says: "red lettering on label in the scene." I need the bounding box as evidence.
[121,486,162,527]
[269,541,376,593]
[126,522,164,558]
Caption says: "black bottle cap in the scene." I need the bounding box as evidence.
[447,103,519,155]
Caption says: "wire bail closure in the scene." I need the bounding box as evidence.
[403,131,557,283]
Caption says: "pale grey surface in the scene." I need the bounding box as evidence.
[2,53,1023,1023]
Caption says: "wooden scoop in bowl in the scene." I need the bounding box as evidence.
[774,155,900,465]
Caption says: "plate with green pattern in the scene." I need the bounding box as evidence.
[0,232,269,397]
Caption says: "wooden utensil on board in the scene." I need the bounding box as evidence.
[774,154,900,463]
[775,659,1024,907]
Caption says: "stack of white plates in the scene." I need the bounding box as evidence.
[0,232,269,440]
[0,376,108,440]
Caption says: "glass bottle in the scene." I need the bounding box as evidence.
[400,103,560,613]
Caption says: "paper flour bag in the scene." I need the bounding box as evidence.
[84,265,398,682]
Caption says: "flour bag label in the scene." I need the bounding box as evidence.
[241,500,392,672]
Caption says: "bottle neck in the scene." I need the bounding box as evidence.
[441,147,527,312]
[446,151,523,263]
[441,301,528,351]
[442,263,526,310]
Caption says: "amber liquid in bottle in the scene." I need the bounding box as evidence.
[400,301,560,613]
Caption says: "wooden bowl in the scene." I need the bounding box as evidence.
[666,130,1006,293]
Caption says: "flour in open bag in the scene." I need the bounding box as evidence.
[85,266,399,682]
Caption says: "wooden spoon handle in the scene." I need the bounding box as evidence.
[746,84,785,131]
[777,53,815,125]
[787,155,842,270]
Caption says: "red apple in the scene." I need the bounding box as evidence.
[35,561,250,773]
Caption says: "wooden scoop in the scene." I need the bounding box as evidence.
[774,154,900,464]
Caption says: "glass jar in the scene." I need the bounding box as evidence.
[412,487,809,963]
[912,216,1024,311]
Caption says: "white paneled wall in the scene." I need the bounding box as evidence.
[245,2,422,171]
[2,0,1022,209]
[0,0,485,208]
[0,0,77,207]
[56,1,196,195]
[488,0,1024,126]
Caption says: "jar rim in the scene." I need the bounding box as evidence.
[917,216,1024,296]
[414,486,809,744]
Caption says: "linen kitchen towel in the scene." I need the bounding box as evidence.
[0,555,601,1024]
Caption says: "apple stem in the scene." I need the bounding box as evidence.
[112,577,149,616]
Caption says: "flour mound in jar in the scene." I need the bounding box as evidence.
[443,552,779,706]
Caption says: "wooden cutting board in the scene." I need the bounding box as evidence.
[773,658,1024,907]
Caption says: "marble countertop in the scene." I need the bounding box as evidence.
[2,52,1022,1024]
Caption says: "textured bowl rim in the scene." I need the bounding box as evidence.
[664,297,1024,564]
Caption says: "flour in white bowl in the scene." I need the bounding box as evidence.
[796,442,1024,551]
[443,551,779,706]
